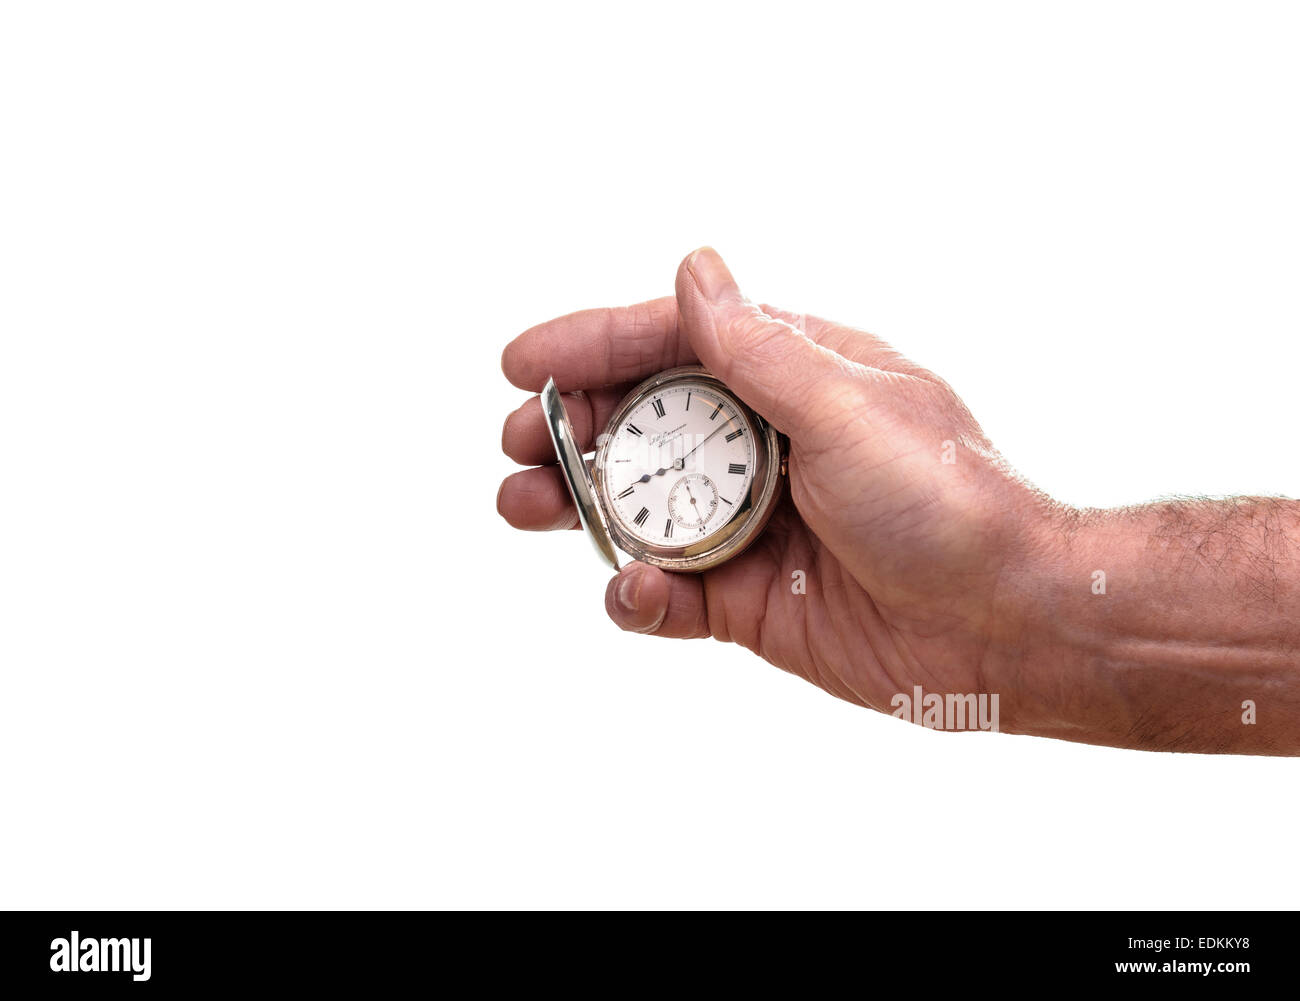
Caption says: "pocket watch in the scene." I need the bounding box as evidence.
[541,365,786,573]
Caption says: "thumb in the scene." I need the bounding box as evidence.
[604,563,710,639]
[675,247,860,443]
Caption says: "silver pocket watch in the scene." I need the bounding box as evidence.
[542,365,787,572]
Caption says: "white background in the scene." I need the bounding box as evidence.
[2,2,1297,909]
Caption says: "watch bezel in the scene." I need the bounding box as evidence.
[592,365,783,573]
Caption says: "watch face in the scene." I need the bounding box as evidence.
[600,380,758,549]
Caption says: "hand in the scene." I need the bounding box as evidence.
[500,247,1049,720]
[500,248,1300,754]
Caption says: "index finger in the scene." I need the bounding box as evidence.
[501,296,696,392]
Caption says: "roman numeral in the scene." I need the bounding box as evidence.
[651,398,665,418]
[616,485,635,499]
[709,401,724,421]
[725,429,744,443]
[626,424,643,436]
[664,519,673,538]
[633,506,650,527]
[728,463,747,475]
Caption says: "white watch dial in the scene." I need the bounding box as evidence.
[603,383,756,547]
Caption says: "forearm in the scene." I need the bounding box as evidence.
[998,498,1300,754]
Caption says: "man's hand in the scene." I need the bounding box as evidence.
[500,248,1300,755]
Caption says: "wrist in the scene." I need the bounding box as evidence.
[989,507,1136,743]
[976,500,1089,740]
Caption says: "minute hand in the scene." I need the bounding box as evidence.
[675,418,735,468]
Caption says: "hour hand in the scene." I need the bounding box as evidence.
[635,466,673,483]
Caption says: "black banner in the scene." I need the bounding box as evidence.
[0,910,1282,991]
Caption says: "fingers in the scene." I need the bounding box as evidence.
[496,466,579,531]
[675,248,867,447]
[501,296,695,393]
[603,563,711,639]
[501,386,630,466]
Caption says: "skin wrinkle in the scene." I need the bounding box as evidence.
[609,308,664,386]
[786,397,864,461]
[720,317,791,397]
[742,535,776,653]
[1129,705,1238,754]
[701,561,733,646]
[806,560,867,707]
[593,300,683,389]
[879,630,934,716]
[838,577,900,713]
[794,543,865,706]
[775,560,824,688]
[785,431,930,525]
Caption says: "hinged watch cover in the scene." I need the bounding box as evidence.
[541,377,621,571]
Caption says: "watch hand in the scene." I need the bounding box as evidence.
[634,465,674,484]
[684,482,706,526]
[676,420,733,468]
